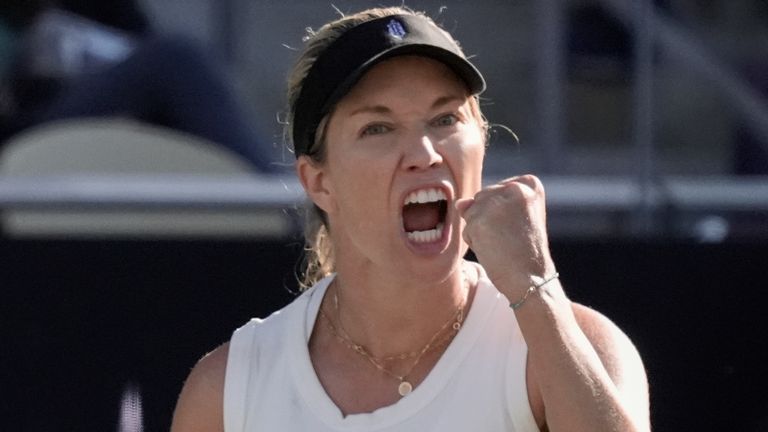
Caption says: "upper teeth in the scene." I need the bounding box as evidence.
[404,188,447,205]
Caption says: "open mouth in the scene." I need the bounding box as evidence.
[402,188,448,243]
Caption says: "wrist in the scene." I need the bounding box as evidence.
[509,272,560,310]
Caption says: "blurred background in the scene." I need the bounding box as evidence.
[1,0,767,431]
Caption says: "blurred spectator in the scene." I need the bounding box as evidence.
[1,1,282,173]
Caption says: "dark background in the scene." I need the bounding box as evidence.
[1,238,766,431]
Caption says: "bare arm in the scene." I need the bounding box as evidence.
[523,297,650,431]
[170,343,229,432]
[458,174,650,432]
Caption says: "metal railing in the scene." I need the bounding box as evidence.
[2,174,766,239]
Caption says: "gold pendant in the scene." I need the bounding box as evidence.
[398,381,413,396]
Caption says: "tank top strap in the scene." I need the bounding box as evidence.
[224,318,261,432]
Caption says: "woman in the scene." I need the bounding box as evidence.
[172,7,650,431]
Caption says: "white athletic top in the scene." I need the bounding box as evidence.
[223,273,539,432]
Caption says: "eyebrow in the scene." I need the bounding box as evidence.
[348,104,392,117]
[347,94,467,117]
[430,95,466,110]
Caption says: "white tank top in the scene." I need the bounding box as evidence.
[223,274,539,432]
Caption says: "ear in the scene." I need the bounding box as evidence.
[296,155,335,214]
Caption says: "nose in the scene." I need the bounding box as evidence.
[403,134,443,171]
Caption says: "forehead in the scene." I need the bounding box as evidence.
[338,55,471,108]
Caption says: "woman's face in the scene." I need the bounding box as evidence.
[302,55,485,278]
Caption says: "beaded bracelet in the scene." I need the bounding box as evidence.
[509,272,560,310]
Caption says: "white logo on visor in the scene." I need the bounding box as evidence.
[387,19,407,39]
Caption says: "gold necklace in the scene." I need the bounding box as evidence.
[321,280,467,397]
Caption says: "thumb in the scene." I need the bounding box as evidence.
[455,197,475,248]
[455,197,475,218]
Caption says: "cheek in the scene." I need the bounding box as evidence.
[464,137,485,163]
[459,127,486,184]
[331,161,387,216]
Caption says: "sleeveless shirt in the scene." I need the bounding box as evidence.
[223,273,539,432]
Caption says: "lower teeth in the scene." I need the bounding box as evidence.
[407,223,443,243]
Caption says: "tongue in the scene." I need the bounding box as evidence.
[402,203,440,232]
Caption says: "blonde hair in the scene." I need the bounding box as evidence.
[286,7,486,289]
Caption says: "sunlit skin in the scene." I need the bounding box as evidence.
[297,55,649,427]
[306,55,485,285]
[295,56,488,412]
[170,52,649,432]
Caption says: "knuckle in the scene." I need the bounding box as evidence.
[502,183,528,202]
[472,190,494,207]
[515,174,544,194]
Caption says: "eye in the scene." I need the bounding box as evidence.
[361,123,392,137]
[433,113,459,127]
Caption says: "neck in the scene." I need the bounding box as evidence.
[326,259,475,358]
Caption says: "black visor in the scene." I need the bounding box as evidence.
[292,14,486,157]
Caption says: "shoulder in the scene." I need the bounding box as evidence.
[169,317,277,432]
[571,303,650,422]
[170,288,320,432]
[171,343,230,432]
[571,303,647,387]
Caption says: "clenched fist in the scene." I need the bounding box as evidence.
[456,174,557,303]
